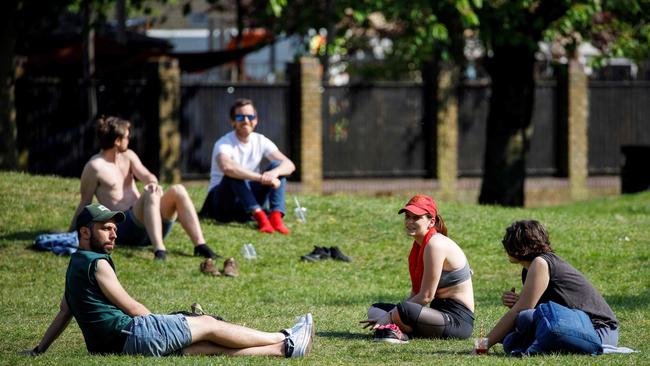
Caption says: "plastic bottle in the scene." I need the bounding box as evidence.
[241,243,257,260]
[294,206,307,223]
[293,196,307,223]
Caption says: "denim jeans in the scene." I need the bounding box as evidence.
[502,309,537,353]
[200,160,287,222]
[122,314,192,356]
[503,308,619,355]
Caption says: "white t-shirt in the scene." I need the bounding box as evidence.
[208,131,279,191]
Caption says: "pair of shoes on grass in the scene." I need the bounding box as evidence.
[301,246,352,262]
[283,313,314,358]
[200,257,239,277]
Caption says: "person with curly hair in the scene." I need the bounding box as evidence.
[486,220,619,352]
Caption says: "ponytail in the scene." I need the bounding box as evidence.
[435,215,448,236]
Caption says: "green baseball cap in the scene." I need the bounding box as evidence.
[75,203,125,231]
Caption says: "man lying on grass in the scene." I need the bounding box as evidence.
[23,203,314,358]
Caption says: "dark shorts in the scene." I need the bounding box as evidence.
[115,207,174,247]
[122,314,192,357]
[373,297,474,339]
[426,298,475,338]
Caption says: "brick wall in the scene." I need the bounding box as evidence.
[298,58,323,194]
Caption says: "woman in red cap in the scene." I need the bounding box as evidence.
[362,195,474,343]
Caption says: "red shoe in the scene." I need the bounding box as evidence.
[270,211,290,235]
[253,210,275,233]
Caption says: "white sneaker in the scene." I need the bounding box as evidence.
[285,313,314,357]
[282,314,307,337]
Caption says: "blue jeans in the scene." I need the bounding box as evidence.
[503,309,619,352]
[200,160,287,222]
[122,314,192,356]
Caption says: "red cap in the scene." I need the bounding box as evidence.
[398,194,438,217]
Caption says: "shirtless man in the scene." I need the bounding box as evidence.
[69,116,219,261]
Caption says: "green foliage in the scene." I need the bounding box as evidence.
[266,0,649,81]
[544,0,650,64]
[1,172,649,365]
[66,0,169,21]
[269,0,287,17]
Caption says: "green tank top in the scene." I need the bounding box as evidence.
[65,250,133,353]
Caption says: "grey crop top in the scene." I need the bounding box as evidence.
[438,262,472,289]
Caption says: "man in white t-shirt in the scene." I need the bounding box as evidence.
[200,98,295,234]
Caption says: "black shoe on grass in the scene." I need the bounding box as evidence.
[300,246,331,262]
[329,246,352,262]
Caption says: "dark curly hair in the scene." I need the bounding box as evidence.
[501,220,553,261]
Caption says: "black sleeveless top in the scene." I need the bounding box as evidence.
[522,252,618,329]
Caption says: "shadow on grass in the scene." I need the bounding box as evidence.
[317,331,370,340]
[320,293,404,307]
[113,245,153,259]
[199,217,257,229]
[112,245,195,259]
[606,291,650,310]
[0,230,63,253]
[475,291,650,311]
[0,230,51,242]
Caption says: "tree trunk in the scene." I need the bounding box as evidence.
[0,0,19,170]
[235,0,244,81]
[81,0,97,122]
[479,45,536,206]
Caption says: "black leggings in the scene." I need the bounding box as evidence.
[373,298,474,339]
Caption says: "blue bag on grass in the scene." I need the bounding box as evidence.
[33,231,79,255]
[527,301,603,355]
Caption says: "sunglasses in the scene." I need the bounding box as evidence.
[233,114,257,122]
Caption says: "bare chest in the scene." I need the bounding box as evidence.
[97,158,133,191]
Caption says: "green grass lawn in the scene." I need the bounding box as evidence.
[1,172,648,365]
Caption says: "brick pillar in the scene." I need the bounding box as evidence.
[436,63,459,200]
[568,59,588,200]
[156,56,181,183]
[298,57,323,194]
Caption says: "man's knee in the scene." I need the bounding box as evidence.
[187,315,226,337]
[142,188,162,205]
[168,184,189,198]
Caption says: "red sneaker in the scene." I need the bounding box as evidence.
[270,211,290,235]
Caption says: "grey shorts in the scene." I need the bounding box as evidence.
[122,314,192,357]
[115,207,174,247]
